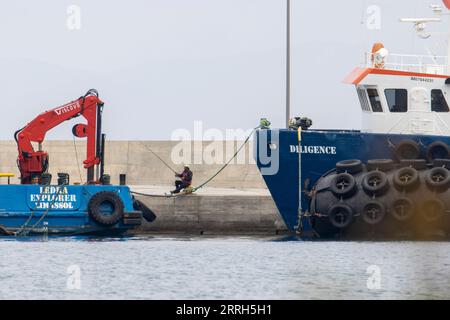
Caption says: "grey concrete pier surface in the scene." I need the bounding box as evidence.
[0,140,288,234]
[131,186,287,235]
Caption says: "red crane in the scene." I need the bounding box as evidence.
[15,89,105,184]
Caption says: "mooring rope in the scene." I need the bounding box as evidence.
[16,185,66,236]
[25,187,65,234]
[129,191,170,198]
[131,126,260,198]
[191,126,259,193]
[15,185,49,236]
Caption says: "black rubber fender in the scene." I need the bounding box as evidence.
[425,167,450,192]
[88,191,125,226]
[426,141,450,163]
[390,197,415,221]
[394,140,420,160]
[133,199,157,223]
[362,170,389,196]
[393,167,420,191]
[328,204,354,228]
[361,200,386,225]
[420,199,445,223]
[330,173,357,198]
[433,158,450,170]
[336,159,363,174]
[398,159,427,170]
[366,159,394,172]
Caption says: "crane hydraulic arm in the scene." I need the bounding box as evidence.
[15,89,104,184]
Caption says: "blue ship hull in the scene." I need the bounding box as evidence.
[0,185,143,236]
[255,129,450,239]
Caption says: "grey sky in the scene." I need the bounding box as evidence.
[0,0,447,140]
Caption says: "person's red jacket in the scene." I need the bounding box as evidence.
[177,169,193,184]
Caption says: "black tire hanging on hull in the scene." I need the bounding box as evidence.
[361,200,386,225]
[362,170,389,196]
[426,141,450,163]
[420,199,445,223]
[390,197,415,222]
[394,140,420,160]
[88,191,125,226]
[398,159,427,170]
[328,204,354,228]
[425,167,450,192]
[330,173,357,198]
[336,159,363,174]
[393,167,420,191]
[433,159,450,169]
[366,159,394,172]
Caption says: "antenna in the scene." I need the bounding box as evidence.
[399,18,441,39]
[400,2,450,68]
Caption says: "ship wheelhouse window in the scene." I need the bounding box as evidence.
[356,88,371,112]
[385,89,408,112]
[366,88,383,112]
[431,89,449,112]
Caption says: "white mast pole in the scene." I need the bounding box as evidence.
[286,0,291,128]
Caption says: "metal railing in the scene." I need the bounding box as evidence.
[365,52,449,75]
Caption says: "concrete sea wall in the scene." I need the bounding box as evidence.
[0,140,265,188]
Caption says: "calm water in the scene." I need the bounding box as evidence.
[0,236,449,300]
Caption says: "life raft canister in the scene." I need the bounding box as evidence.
[371,42,388,69]
[88,191,124,226]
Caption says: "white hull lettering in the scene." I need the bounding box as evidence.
[30,186,77,210]
[290,145,337,155]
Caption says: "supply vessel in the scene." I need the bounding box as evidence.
[0,89,155,236]
[255,2,450,239]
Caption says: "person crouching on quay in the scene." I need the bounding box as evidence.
[171,166,193,194]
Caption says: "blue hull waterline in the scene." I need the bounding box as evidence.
[0,185,143,236]
[255,129,450,239]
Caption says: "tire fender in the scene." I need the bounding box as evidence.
[394,140,420,160]
[393,167,420,191]
[425,167,450,191]
[361,200,386,225]
[328,204,354,228]
[330,173,357,198]
[426,141,450,163]
[88,191,125,226]
[390,198,415,221]
[362,171,389,196]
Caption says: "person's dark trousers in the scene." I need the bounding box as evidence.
[172,180,189,194]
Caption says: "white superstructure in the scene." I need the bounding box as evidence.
[345,2,450,136]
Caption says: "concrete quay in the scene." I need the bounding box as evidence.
[130,186,288,235]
